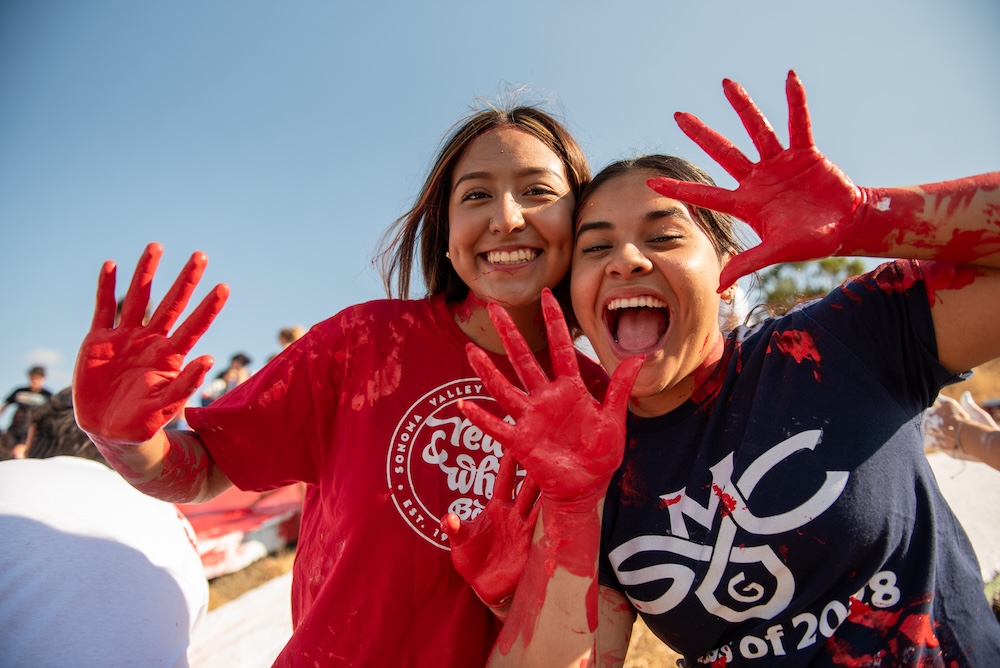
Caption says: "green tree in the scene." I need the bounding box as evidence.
[754,258,867,319]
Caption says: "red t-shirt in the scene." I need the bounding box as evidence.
[187,295,608,666]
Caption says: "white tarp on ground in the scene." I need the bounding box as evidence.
[188,572,293,668]
[927,451,1000,581]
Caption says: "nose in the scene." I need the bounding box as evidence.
[608,243,652,276]
[489,193,526,234]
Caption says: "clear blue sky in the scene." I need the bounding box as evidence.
[1,0,998,420]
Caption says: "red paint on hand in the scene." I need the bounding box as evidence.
[648,72,865,290]
[648,71,1000,290]
[73,243,228,485]
[461,291,643,505]
[460,290,643,652]
[441,453,540,609]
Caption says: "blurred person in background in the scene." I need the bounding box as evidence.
[0,387,208,666]
[925,391,1000,471]
[0,366,52,456]
[199,352,251,406]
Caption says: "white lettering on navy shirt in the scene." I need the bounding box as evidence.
[609,430,849,622]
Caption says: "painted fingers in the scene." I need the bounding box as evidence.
[462,292,643,504]
[90,260,120,331]
[651,70,863,289]
[117,242,164,328]
[487,305,547,392]
[440,452,539,610]
[784,71,815,150]
[540,290,582,380]
[75,243,229,442]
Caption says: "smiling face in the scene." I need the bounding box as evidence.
[448,126,575,315]
[571,171,728,417]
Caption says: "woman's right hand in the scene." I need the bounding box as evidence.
[73,242,229,445]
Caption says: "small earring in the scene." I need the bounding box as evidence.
[445,251,451,259]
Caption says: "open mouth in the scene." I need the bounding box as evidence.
[606,296,670,352]
[485,248,538,265]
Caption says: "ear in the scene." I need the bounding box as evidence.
[718,254,736,303]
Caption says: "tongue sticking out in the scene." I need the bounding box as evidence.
[615,309,668,352]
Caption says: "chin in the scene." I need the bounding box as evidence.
[630,374,669,401]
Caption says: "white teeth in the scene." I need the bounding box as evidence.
[486,249,538,265]
[607,296,668,310]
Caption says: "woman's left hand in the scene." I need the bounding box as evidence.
[647,70,864,291]
[440,453,540,614]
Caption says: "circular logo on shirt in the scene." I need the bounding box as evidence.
[386,378,512,550]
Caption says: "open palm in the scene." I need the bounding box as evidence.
[74,243,228,443]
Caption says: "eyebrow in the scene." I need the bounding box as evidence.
[576,207,692,234]
[576,220,613,235]
[452,167,566,192]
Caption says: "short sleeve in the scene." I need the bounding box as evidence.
[187,314,347,489]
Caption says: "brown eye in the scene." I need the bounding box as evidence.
[461,189,489,202]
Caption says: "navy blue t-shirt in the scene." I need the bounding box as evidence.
[600,260,1000,666]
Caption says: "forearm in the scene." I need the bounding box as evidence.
[488,497,606,668]
[845,174,1000,267]
[956,420,1000,472]
[87,428,231,503]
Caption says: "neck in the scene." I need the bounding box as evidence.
[631,330,727,418]
[450,292,547,354]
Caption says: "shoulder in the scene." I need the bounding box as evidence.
[825,259,938,310]
[289,298,450,356]
[306,298,437,338]
[320,297,434,326]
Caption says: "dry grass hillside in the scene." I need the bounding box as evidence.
[940,357,1000,405]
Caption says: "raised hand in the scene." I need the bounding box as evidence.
[923,395,970,457]
[924,394,1000,467]
[959,391,1000,431]
[459,290,643,505]
[647,70,865,291]
[441,453,540,612]
[74,243,229,444]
